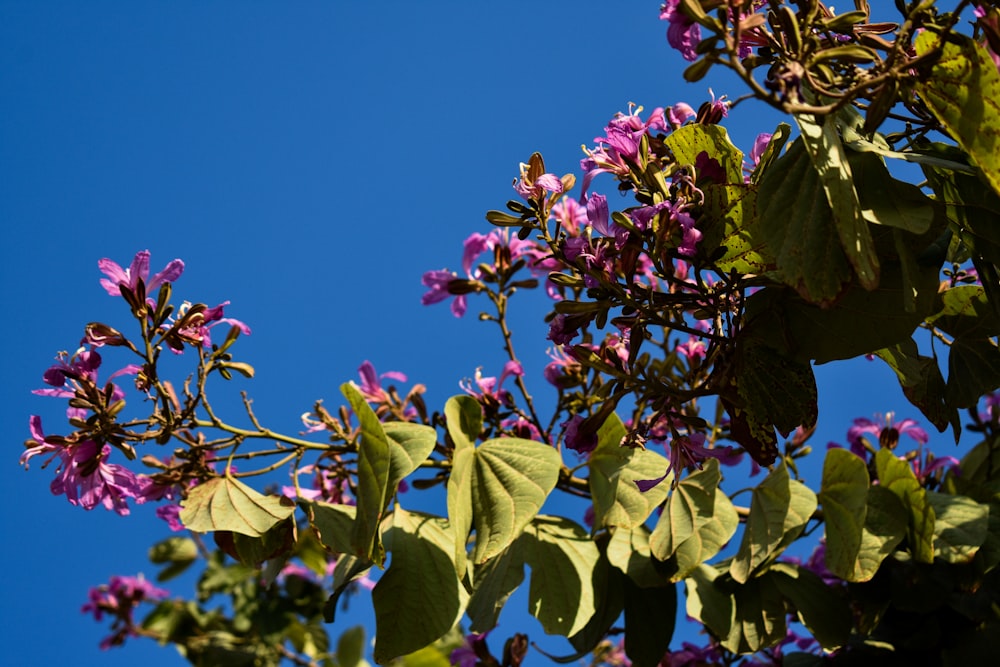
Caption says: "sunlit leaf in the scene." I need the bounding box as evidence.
[342,382,391,565]
[607,525,667,588]
[851,485,907,582]
[649,459,721,560]
[730,462,817,583]
[818,448,868,580]
[471,437,561,564]
[914,32,1000,197]
[795,113,879,290]
[875,448,935,563]
[926,491,989,563]
[180,475,295,537]
[588,413,671,529]
[664,123,744,183]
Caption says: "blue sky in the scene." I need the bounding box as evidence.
[0,2,967,665]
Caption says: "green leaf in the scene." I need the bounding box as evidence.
[444,394,482,451]
[306,501,357,554]
[701,184,773,274]
[770,562,852,651]
[666,489,739,582]
[623,578,676,667]
[372,507,468,663]
[649,459,722,560]
[749,123,792,184]
[946,337,1000,408]
[926,491,989,563]
[607,525,667,588]
[337,626,367,667]
[384,422,437,490]
[875,448,935,563]
[818,447,869,580]
[445,395,480,575]
[588,413,671,529]
[914,32,1000,197]
[568,551,626,655]
[685,565,735,648]
[849,151,935,234]
[955,435,1000,500]
[325,554,374,624]
[756,137,854,304]
[179,475,295,537]
[730,462,818,583]
[467,538,527,633]
[686,566,787,654]
[744,259,939,364]
[928,285,1000,339]
[470,437,561,564]
[664,123,744,184]
[733,336,818,439]
[149,537,198,582]
[852,485,907,582]
[524,515,600,637]
[795,113,879,290]
[342,382,392,565]
[875,338,960,438]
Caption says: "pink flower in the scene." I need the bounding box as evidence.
[461,360,524,408]
[50,440,141,516]
[660,0,701,61]
[676,336,707,363]
[847,413,928,458]
[561,415,599,455]
[636,433,737,492]
[98,250,184,298]
[155,504,184,531]
[356,360,408,404]
[82,574,168,649]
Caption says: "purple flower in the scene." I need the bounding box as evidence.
[50,440,141,516]
[357,360,408,404]
[82,574,168,649]
[451,632,492,667]
[676,336,707,362]
[561,415,599,455]
[668,102,696,127]
[749,132,772,166]
[461,360,524,407]
[847,413,928,455]
[155,504,184,531]
[636,433,737,492]
[660,0,701,61]
[98,250,183,298]
[421,269,467,317]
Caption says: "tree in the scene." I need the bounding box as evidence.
[18,1,1000,665]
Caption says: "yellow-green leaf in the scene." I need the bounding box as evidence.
[180,475,295,537]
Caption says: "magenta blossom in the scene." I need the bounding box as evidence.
[461,360,524,407]
[50,440,141,515]
[98,249,184,298]
[847,413,928,458]
[155,504,184,532]
[356,360,408,405]
[660,0,701,61]
[421,269,467,317]
[82,574,168,649]
[636,433,737,491]
[562,415,599,455]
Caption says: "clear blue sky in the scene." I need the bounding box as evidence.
[0,2,962,666]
